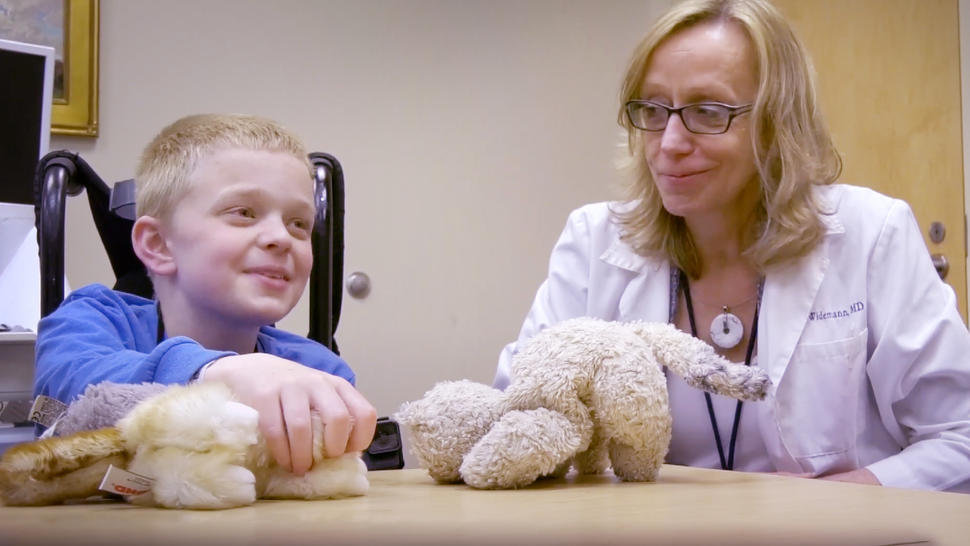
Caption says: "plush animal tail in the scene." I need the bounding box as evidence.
[628,322,771,401]
[0,428,128,506]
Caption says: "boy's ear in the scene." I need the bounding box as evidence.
[131,216,176,276]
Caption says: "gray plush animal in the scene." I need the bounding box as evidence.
[44,382,168,437]
[396,317,771,489]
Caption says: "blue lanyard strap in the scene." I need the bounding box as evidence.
[676,268,762,471]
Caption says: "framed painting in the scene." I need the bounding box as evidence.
[0,0,100,136]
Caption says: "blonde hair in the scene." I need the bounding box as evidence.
[615,0,841,278]
[135,113,310,219]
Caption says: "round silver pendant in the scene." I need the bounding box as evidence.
[710,310,744,349]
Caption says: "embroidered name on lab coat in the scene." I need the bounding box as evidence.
[809,301,864,321]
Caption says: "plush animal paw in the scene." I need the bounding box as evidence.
[127,448,258,509]
[459,408,583,489]
[261,452,369,499]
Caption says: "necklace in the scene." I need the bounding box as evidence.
[685,278,763,350]
[709,306,745,349]
[677,268,763,470]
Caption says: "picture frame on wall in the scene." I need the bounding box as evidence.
[53,0,99,136]
[0,0,100,136]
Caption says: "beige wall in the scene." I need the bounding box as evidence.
[52,1,673,428]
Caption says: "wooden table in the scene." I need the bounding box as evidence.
[2,465,968,545]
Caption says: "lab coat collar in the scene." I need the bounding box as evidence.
[599,238,655,272]
[598,201,659,273]
[597,196,846,275]
[598,237,669,323]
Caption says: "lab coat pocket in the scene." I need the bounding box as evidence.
[774,328,868,464]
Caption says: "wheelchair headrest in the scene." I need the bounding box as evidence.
[109,179,136,221]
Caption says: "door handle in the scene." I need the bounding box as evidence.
[346,271,371,299]
[931,253,949,280]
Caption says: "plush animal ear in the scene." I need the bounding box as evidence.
[131,215,176,276]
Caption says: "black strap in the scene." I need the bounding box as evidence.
[156,303,164,344]
[680,269,761,471]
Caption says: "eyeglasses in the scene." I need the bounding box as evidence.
[625,100,753,135]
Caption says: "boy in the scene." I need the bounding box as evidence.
[34,114,377,475]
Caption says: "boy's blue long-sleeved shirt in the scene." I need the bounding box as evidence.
[34,283,355,404]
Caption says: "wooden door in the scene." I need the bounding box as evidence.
[772,0,967,322]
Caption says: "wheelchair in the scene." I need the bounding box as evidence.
[33,150,403,470]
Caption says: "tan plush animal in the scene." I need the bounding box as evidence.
[0,381,368,508]
[396,317,771,489]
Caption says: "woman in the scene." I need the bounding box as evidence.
[493,0,970,492]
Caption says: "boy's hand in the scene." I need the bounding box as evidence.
[202,354,378,475]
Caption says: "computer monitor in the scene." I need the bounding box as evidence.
[0,38,55,332]
[0,38,54,206]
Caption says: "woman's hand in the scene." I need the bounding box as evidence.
[202,354,378,475]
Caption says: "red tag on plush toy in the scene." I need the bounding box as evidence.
[98,464,154,497]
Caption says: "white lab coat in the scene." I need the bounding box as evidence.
[494,184,970,492]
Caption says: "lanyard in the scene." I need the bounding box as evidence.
[156,303,165,344]
[676,268,762,471]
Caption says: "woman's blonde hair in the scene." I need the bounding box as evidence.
[615,0,841,278]
[135,113,310,219]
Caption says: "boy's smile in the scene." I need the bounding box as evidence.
[160,147,315,341]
